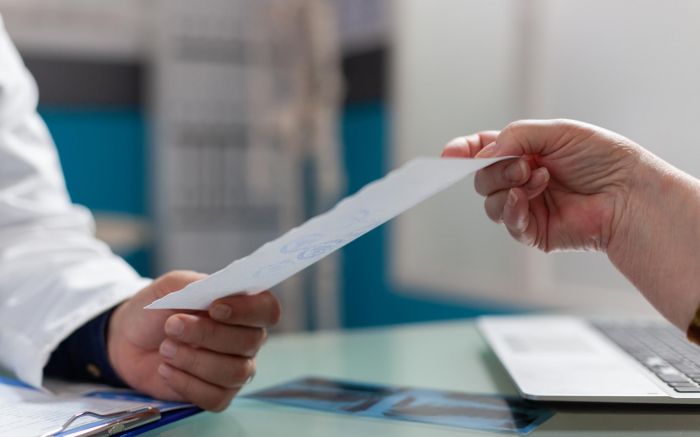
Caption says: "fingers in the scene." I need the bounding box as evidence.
[208,291,281,328]
[441,131,499,158]
[474,158,529,196]
[524,167,550,197]
[476,119,586,158]
[158,363,239,412]
[482,167,550,224]
[484,191,508,223]
[165,313,267,356]
[159,339,255,389]
[502,188,538,247]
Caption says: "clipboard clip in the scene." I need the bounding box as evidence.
[40,405,161,437]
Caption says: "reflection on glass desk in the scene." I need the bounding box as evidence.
[138,320,700,436]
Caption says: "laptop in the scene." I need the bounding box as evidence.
[478,315,700,404]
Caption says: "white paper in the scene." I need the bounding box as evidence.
[146,157,511,310]
[0,378,194,436]
[0,383,145,437]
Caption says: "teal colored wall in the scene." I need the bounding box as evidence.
[39,107,151,277]
[340,102,516,328]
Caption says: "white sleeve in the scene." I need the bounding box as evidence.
[0,18,150,388]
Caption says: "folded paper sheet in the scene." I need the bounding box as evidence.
[146,157,511,310]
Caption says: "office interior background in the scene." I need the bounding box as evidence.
[2,0,698,332]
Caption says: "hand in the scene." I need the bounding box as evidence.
[107,271,281,411]
[442,119,643,252]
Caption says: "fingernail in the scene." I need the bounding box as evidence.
[507,189,518,207]
[165,317,184,337]
[516,211,530,232]
[160,340,178,359]
[477,141,499,157]
[505,160,528,183]
[526,167,549,189]
[158,363,173,379]
[210,304,231,321]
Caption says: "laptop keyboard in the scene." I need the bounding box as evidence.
[593,320,700,393]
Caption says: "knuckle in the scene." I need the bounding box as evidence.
[504,119,528,133]
[186,348,203,374]
[187,316,213,345]
[552,118,576,128]
[178,371,195,398]
[200,318,217,345]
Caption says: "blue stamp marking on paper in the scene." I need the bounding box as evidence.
[342,220,382,240]
[253,259,296,279]
[297,239,345,260]
[281,233,324,254]
[350,208,371,222]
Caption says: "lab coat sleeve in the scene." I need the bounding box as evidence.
[0,18,150,388]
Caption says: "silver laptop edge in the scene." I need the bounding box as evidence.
[478,315,700,404]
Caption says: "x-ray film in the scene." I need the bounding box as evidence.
[247,377,554,434]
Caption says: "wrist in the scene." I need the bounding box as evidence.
[106,299,131,384]
[606,146,658,261]
[607,148,700,328]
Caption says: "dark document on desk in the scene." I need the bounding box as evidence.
[246,377,554,434]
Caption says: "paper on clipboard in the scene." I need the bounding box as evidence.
[146,157,512,310]
[0,376,196,437]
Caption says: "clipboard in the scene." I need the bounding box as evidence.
[39,404,201,437]
[0,376,201,436]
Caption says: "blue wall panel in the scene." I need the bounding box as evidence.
[39,107,151,276]
[39,107,147,215]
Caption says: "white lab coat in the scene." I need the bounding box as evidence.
[0,17,149,388]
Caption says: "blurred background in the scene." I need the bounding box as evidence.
[2,0,698,332]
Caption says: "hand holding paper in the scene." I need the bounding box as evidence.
[146,157,512,311]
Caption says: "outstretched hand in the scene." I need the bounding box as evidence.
[107,271,281,411]
[442,119,643,253]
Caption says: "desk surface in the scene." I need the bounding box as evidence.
[148,320,700,436]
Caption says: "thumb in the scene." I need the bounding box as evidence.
[476,119,578,158]
[115,271,208,347]
[150,270,209,301]
[131,270,207,319]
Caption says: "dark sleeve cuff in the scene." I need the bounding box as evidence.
[44,305,127,388]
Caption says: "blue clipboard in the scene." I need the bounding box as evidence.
[121,406,202,436]
[65,391,202,436]
[0,376,202,437]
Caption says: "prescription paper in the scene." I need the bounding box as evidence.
[147,157,511,310]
